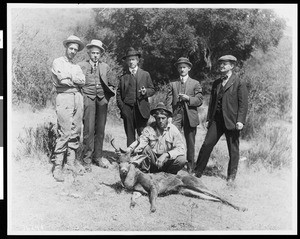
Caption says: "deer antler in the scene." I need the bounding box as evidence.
[110,138,119,152]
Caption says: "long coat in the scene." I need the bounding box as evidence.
[207,72,248,130]
[166,77,203,128]
[77,60,115,100]
[116,68,155,119]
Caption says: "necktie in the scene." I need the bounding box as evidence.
[132,69,136,76]
[93,63,97,73]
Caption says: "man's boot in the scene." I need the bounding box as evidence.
[52,153,65,182]
[65,149,84,175]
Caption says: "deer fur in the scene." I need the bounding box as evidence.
[111,139,247,213]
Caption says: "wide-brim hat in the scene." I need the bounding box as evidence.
[63,35,84,52]
[150,102,172,117]
[86,39,105,52]
[174,57,193,68]
[122,47,141,60]
[218,55,237,62]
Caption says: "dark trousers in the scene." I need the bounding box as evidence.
[82,95,108,163]
[122,103,148,147]
[140,145,187,174]
[194,114,240,180]
[172,107,197,172]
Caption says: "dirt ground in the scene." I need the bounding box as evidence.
[8,107,296,234]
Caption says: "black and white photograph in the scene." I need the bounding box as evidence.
[6,3,297,235]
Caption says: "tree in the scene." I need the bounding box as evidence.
[92,8,286,91]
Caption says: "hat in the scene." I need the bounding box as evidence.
[122,47,141,60]
[174,57,193,68]
[150,102,172,117]
[86,39,105,52]
[218,55,237,62]
[63,35,84,52]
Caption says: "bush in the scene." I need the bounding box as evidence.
[17,122,58,159]
[245,121,292,171]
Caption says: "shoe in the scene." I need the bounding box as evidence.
[52,165,64,182]
[93,157,109,168]
[192,171,202,178]
[226,178,236,187]
[83,163,92,173]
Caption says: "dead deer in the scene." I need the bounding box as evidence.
[110,139,247,213]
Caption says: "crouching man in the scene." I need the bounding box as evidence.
[124,102,187,174]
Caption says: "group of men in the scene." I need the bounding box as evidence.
[51,35,248,186]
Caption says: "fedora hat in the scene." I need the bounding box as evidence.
[122,47,141,60]
[63,35,84,52]
[174,57,193,68]
[86,39,105,52]
[218,55,237,62]
[150,102,172,117]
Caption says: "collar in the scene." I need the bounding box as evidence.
[63,56,74,64]
[89,60,98,67]
[180,75,189,83]
[129,66,138,74]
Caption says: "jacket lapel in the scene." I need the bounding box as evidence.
[98,63,108,84]
[223,73,236,92]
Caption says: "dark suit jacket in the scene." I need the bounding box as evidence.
[116,68,155,119]
[207,72,248,130]
[166,77,203,128]
[78,60,115,101]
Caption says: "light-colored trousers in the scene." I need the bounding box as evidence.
[53,91,83,164]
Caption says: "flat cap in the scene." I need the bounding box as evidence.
[218,55,237,62]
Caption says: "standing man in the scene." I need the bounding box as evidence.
[51,35,85,182]
[78,39,115,171]
[166,57,203,173]
[193,55,248,185]
[116,47,155,147]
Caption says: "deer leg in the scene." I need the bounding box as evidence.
[130,191,142,209]
[179,187,247,211]
[179,188,221,202]
[130,183,147,209]
[149,184,158,213]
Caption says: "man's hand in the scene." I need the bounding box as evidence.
[139,86,147,96]
[236,122,244,130]
[60,79,75,87]
[156,153,169,169]
[178,93,190,102]
[205,121,209,129]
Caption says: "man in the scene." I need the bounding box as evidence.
[51,35,85,182]
[166,57,203,173]
[116,47,155,147]
[193,55,248,185]
[78,39,115,171]
[125,102,187,174]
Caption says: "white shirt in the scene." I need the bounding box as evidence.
[129,66,138,75]
[222,71,232,86]
[180,75,189,83]
[89,60,98,68]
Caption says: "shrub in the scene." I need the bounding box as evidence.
[17,122,58,160]
[245,121,292,171]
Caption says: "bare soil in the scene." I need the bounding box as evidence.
[8,107,295,234]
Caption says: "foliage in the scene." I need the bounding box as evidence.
[17,122,57,158]
[245,122,292,171]
[92,8,286,88]
[240,33,293,139]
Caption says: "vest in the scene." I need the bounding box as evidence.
[123,74,137,106]
[82,64,104,99]
[215,84,224,115]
